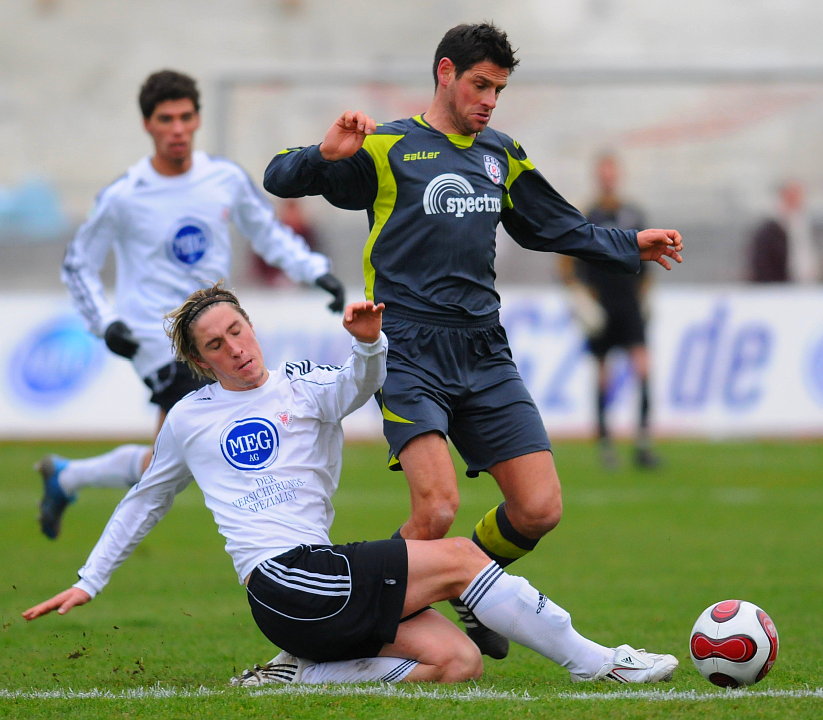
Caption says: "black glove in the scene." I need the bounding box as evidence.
[315,273,345,313]
[104,320,140,359]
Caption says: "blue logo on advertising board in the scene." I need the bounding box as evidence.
[169,219,210,265]
[8,315,104,407]
[220,417,279,470]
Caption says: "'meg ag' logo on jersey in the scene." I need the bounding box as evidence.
[167,217,211,266]
[422,173,501,218]
[220,417,279,470]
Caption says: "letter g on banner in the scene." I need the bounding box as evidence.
[807,332,823,406]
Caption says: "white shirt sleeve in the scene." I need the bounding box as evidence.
[73,420,193,598]
[61,189,122,337]
[230,169,330,284]
[288,332,388,423]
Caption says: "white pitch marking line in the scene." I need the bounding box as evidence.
[558,688,823,701]
[1,685,821,701]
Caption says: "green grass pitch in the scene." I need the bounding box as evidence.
[1,438,821,719]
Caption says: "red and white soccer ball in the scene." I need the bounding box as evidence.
[689,599,779,687]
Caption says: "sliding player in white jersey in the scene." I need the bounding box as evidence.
[24,284,678,687]
[37,70,345,540]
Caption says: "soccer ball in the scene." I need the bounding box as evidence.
[689,599,779,687]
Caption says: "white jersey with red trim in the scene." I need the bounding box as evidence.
[63,150,330,379]
[73,334,387,598]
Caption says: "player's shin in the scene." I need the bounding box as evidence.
[57,444,149,494]
[459,562,611,677]
[472,503,538,567]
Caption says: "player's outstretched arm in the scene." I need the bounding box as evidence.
[343,301,385,343]
[22,587,92,621]
[319,110,376,162]
[637,228,684,270]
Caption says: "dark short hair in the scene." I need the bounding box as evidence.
[432,22,519,87]
[138,70,201,119]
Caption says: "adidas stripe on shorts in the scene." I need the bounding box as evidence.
[246,540,408,662]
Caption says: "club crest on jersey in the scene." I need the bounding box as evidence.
[484,155,502,185]
[167,217,211,266]
[220,417,279,471]
[277,410,292,427]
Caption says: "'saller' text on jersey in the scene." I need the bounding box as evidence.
[403,151,441,162]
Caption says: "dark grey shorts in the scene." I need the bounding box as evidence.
[377,312,551,476]
[246,540,408,662]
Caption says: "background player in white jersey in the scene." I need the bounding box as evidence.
[37,69,346,540]
[23,284,677,687]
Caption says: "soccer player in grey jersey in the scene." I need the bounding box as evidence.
[23,284,678,687]
[263,23,684,658]
[37,70,346,540]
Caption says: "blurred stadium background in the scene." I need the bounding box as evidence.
[1,0,822,441]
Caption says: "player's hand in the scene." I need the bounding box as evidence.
[315,273,346,313]
[343,301,385,343]
[319,110,376,161]
[104,320,140,359]
[22,587,92,621]
[637,229,684,270]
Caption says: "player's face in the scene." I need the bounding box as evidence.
[143,97,200,175]
[192,304,268,392]
[442,60,509,135]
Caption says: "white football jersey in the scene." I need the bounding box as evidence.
[63,151,331,379]
[74,334,387,598]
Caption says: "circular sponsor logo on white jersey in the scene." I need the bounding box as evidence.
[220,417,279,470]
[168,218,211,266]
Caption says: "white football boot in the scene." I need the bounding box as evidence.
[230,650,305,686]
[570,644,678,683]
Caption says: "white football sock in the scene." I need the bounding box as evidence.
[58,444,150,495]
[300,656,418,683]
[460,562,611,677]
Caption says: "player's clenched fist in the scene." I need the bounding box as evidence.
[319,110,376,161]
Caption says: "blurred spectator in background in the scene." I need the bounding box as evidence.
[558,153,660,470]
[748,180,820,283]
[249,198,321,286]
[36,69,345,541]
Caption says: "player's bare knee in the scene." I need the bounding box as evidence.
[537,496,563,534]
[429,635,483,683]
[410,501,458,539]
[508,497,563,538]
[440,647,483,683]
